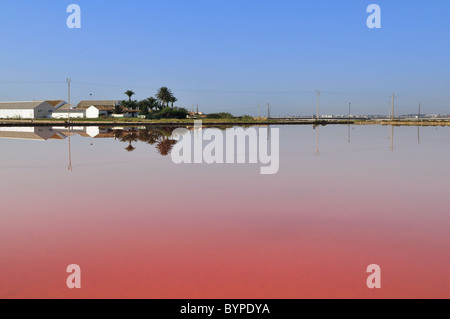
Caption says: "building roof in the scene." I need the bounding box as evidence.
[45,100,65,107]
[0,101,49,110]
[77,100,119,110]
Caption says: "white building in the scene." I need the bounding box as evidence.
[0,101,55,119]
[85,106,100,118]
[77,100,120,117]
[51,106,100,119]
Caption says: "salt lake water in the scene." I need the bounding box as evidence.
[0,124,449,298]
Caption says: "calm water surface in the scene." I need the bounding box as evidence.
[0,125,449,298]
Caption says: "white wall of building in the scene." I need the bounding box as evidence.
[0,109,34,119]
[86,106,100,118]
[0,101,54,119]
[34,102,54,118]
[52,112,85,119]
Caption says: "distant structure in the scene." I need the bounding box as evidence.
[0,101,55,119]
[76,100,120,116]
[52,106,99,119]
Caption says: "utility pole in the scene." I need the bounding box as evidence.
[388,101,391,119]
[66,77,72,171]
[418,102,421,118]
[267,103,271,118]
[348,102,351,118]
[258,103,260,118]
[315,90,321,120]
[67,78,71,105]
[66,78,72,122]
[391,93,395,120]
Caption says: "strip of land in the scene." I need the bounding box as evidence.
[0,118,449,127]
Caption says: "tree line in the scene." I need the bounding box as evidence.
[115,87,183,117]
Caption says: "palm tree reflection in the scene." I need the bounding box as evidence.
[115,127,179,156]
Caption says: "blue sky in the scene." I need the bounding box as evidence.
[0,0,449,115]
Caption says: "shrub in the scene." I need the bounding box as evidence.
[150,107,189,120]
[206,112,234,119]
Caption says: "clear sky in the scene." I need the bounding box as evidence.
[0,0,449,115]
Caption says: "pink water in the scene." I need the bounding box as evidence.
[0,125,449,299]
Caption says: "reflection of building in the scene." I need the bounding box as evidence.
[0,126,101,140]
[0,127,60,140]
[0,101,55,119]
[51,126,100,138]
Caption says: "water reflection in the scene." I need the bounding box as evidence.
[0,123,426,158]
[0,124,434,171]
[0,126,181,155]
[0,124,449,298]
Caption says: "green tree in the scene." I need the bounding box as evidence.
[169,96,178,108]
[119,100,138,111]
[156,87,173,108]
[124,90,135,102]
[114,104,124,114]
[138,97,160,115]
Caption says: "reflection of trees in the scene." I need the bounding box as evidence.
[115,127,178,156]
[156,138,176,156]
[120,132,139,152]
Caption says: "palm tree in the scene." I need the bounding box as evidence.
[169,96,178,108]
[138,97,160,114]
[114,104,124,114]
[124,90,135,102]
[156,87,173,108]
